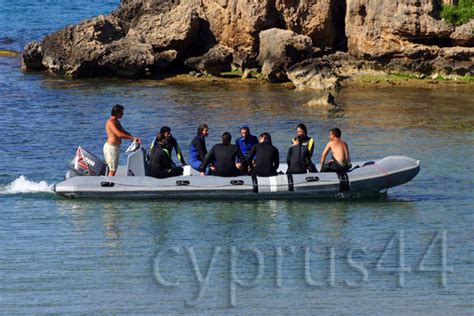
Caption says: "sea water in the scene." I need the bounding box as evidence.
[0,0,473,314]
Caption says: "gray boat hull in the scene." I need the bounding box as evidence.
[54,156,420,199]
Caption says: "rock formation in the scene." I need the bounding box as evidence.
[184,45,233,75]
[345,0,454,58]
[22,0,474,87]
[287,57,341,91]
[22,42,45,70]
[275,0,347,50]
[257,28,313,82]
[451,20,474,46]
[305,92,341,109]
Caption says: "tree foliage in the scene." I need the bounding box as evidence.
[440,0,474,26]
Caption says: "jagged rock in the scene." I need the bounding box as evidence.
[21,0,474,80]
[115,0,339,66]
[153,50,179,69]
[22,4,198,77]
[99,30,155,78]
[287,58,340,90]
[345,0,454,58]
[113,0,178,31]
[40,15,125,77]
[133,4,199,53]
[451,20,474,47]
[437,47,474,75]
[342,0,473,77]
[22,41,45,70]
[396,44,440,59]
[241,68,252,80]
[196,0,278,67]
[257,28,313,82]
[275,0,346,49]
[305,92,340,109]
[440,46,474,60]
[184,45,233,75]
[241,68,260,80]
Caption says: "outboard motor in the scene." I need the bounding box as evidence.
[69,146,107,176]
[126,141,148,176]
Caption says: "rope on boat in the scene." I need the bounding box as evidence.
[100,176,337,189]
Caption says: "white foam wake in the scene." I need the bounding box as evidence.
[1,176,54,194]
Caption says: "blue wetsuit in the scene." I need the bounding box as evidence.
[189,135,208,171]
[235,135,258,159]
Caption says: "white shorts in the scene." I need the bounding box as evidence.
[103,143,120,172]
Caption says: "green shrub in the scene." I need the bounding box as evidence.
[440,0,474,26]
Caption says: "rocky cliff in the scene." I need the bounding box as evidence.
[23,0,473,88]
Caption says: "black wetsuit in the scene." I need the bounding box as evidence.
[149,144,183,179]
[246,143,279,177]
[162,136,186,165]
[298,135,317,172]
[200,144,245,177]
[286,143,311,174]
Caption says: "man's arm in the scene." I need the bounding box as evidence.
[273,147,280,171]
[308,138,315,158]
[320,143,331,167]
[199,147,215,175]
[286,147,291,168]
[148,148,161,176]
[246,145,257,166]
[108,121,133,140]
[251,135,259,147]
[236,148,246,169]
[172,138,186,165]
[109,120,139,142]
[191,137,205,161]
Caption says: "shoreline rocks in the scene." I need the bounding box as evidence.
[305,93,341,109]
[287,58,341,91]
[257,28,313,82]
[184,45,233,75]
[22,0,474,88]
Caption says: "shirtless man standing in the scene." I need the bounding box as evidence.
[104,104,140,176]
[320,128,351,172]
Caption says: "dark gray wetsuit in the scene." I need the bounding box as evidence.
[287,143,311,174]
[200,144,246,177]
[246,143,279,177]
[149,144,184,178]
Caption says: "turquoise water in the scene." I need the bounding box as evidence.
[1,1,474,314]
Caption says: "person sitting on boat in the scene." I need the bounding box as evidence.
[320,128,352,172]
[150,126,186,166]
[199,132,246,177]
[293,123,317,172]
[236,125,259,158]
[246,132,279,177]
[189,123,210,172]
[287,136,312,174]
[236,125,258,174]
[149,133,184,179]
[104,104,141,176]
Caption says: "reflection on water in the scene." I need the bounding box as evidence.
[31,74,474,135]
[45,194,465,314]
[1,58,473,313]
[336,85,474,132]
[102,204,123,251]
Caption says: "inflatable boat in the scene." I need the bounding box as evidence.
[53,146,420,199]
